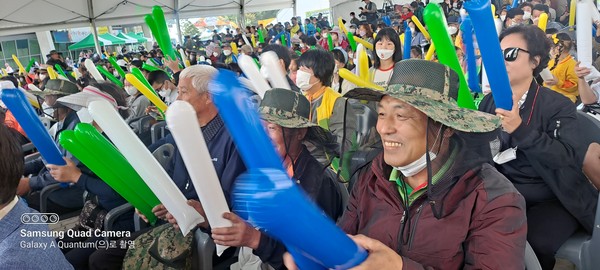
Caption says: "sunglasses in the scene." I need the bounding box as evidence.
[503,47,530,62]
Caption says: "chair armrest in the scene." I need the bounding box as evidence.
[133,211,151,232]
[103,203,134,241]
[39,183,62,213]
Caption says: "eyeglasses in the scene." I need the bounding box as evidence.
[502,47,530,62]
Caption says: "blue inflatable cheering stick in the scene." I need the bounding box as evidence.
[403,25,412,60]
[464,0,513,110]
[210,70,367,269]
[1,89,66,166]
[461,17,482,93]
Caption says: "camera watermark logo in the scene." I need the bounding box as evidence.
[21,213,59,224]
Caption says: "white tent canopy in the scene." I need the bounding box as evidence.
[0,0,295,36]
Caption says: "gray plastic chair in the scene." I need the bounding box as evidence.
[554,111,600,270]
[150,121,170,144]
[525,241,542,270]
[555,196,600,270]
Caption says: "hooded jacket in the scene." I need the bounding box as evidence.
[338,138,527,269]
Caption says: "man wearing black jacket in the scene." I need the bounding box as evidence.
[209,88,343,269]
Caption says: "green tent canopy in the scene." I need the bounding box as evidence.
[117,32,145,43]
[98,33,127,45]
[68,33,113,50]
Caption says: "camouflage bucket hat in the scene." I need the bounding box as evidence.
[259,88,338,150]
[344,59,500,133]
[31,79,79,98]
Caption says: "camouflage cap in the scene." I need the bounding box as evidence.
[344,59,500,133]
[259,88,338,148]
[31,79,79,98]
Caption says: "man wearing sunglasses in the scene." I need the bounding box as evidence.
[480,25,597,270]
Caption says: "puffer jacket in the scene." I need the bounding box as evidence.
[338,138,527,270]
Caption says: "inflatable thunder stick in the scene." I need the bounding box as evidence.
[424,4,476,109]
[167,101,233,255]
[338,18,348,34]
[54,64,68,79]
[209,69,367,269]
[347,32,358,52]
[108,56,127,79]
[569,0,577,26]
[537,13,549,32]
[403,26,412,60]
[353,37,374,51]
[12,55,25,75]
[238,55,270,98]
[1,89,66,165]
[327,34,334,51]
[425,42,436,61]
[464,0,513,110]
[88,100,204,235]
[151,6,177,62]
[25,59,36,74]
[84,59,105,81]
[58,124,159,224]
[339,68,385,90]
[461,18,482,93]
[358,47,370,81]
[411,16,431,40]
[125,74,168,112]
[260,51,291,90]
[96,65,124,87]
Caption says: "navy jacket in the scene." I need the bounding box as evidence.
[148,114,246,206]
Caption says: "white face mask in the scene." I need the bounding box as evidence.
[213,52,219,57]
[333,65,339,74]
[392,124,443,177]
[394,152,438,177]
[199,56,206,62]
[125,86,138,96]
[113,70,120,77]
[359,30,366,37]
[377,49,394,60]
[300,43,305,48]
[223,50,232,56]
[77,108,93,124]
[39,74,47,81]
[409,27,415,33]
[523,11,531,20]
[295,70,317,91]
[350,28,356,34]
[501,15,506,21]
[159,88,171,98]
[448,26,458,35]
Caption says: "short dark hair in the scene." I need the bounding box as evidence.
[373,28,403,68]
[532,4,549,13]
[90,81,130,119]
[350,12,356,16]
[506,8,524,20]
[130,60,143,69]
[297,49,335,86]
[147,70,171,86]
[0,123,23,205]
[301,36,317,46]
[262,44,292,71]
[499,25,551,77]
[331,48,347,64]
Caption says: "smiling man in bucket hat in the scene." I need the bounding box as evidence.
[288,59,527,269]
[210,88,344,270]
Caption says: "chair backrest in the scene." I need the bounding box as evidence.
[191,229,215,270]
[152,143,175,170]
[129,115,154,146]
[151,121,170,144]
[588,188,600,267]
[350,101,377,147]
[576,111,600,146]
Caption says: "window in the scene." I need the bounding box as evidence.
[0,37,43,75]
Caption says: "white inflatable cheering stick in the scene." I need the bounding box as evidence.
[577,1,600,81]
[166,101,232,255]
[88,100,204,235]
